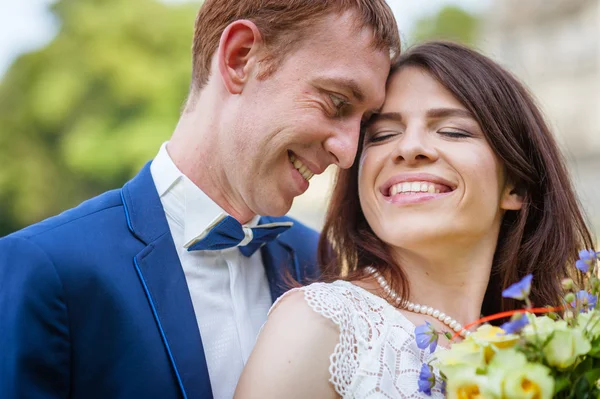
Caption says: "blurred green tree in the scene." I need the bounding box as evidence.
[409,5,479,46]
[0,0,199,236]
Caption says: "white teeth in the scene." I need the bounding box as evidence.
[289,153,314,181]
[389,181,448,195]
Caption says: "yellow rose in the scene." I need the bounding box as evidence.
[435,340,486,376]
[449,383,485,399]
[524,315,592,369]
[502,366,554,399]
[469,324,519,348]
[543,328,591,369]
[468,324,519,363]
[577,310,600,339]
[487,350,554,399]
[444,365,495,399]
[523,315,565,342]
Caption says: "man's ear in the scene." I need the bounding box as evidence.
[217,20,263,95]
[500,182,525,211]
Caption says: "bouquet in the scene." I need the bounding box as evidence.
[416,249,600,398]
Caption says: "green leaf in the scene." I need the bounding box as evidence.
[584,368,600,385]
[589,347,600,358]
[589,338,600,358]
[0,0,198,235]
[572,375,592,398]
[554,376,571,395]
[576,357,595,375]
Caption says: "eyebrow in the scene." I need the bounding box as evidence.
[364,112,402,127]
[426,108,474,119]
[365,107,474,126]
[314,77,366,103]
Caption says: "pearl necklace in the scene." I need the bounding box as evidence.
[365,266,470,338]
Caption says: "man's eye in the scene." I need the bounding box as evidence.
[329,94,348,110]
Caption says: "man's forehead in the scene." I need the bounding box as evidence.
[300,10,383,53]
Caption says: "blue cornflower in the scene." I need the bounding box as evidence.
[576,249,598,273]
[571,290,598,311]
[500,313,529,334]
[417,363,435,396]
[502,274,533,300]
[415,322,438,353]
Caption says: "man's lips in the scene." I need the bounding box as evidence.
[287,150,327,182]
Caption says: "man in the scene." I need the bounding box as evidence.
[0,1,399,398]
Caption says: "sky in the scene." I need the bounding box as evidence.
[0,0,489,79]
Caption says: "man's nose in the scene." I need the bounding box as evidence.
[323,121,361,169]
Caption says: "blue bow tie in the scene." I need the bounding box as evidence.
[186,215,293,257]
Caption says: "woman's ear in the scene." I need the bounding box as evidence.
[500,182,525,211]
[217,20,263,94]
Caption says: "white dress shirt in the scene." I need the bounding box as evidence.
[150,143,273,399]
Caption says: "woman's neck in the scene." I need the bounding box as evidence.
[389,236,498,328]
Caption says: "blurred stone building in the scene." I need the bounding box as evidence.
[482,0,600,233]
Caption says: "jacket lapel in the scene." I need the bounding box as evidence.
[121,163,213,399]
[259,216,302,302]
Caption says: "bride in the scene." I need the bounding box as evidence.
[233,41,595,398]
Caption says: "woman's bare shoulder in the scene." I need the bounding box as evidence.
[234,285,344,399]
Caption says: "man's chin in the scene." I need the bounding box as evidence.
[253,196,294,218]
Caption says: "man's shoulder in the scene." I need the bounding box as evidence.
[267,215,320,277]
[0,188,131,285]
[4,188,125,242]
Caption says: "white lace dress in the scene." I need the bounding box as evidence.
[272,280,445,398]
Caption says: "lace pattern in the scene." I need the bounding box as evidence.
[276,280,445,398]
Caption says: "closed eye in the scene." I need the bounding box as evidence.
[367,131,398,143]
[440,130,471,139]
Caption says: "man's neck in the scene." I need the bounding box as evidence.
[166,106,256,225]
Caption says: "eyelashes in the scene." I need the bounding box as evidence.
[327,93,350,118]
[329,93,347,109]
[367,132,397,143]
[364,129,473,145]
[439,130,472,139]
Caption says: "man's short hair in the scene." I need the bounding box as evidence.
[191,0,401,92]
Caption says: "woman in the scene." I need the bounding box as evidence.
[233,41,595,398]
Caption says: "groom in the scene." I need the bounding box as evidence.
[0,1,399,398]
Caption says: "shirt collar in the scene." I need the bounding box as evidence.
[150,142,260,248]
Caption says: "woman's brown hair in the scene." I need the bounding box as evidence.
[318,41,595,316]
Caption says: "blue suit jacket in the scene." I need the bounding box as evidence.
[0,163,320,399]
